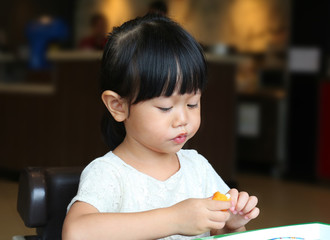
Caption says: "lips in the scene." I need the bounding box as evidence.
[173,133,187,144]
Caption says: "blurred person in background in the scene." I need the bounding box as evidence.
[79,13,108,50]
[148,0,168,16]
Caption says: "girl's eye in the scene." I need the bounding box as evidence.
[187,104,198,109]
[158,107,172,112]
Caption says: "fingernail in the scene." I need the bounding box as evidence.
[239,211,243,215]
[244,215,249,220]
[232,210,237,215]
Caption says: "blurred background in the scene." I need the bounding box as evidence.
[1,0,330,239]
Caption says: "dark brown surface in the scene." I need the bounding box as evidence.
[187,61,237,183]
[237,94,279,164]
[0,60,107,169]
[0,59,237,184]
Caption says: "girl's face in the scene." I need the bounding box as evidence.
[123,91,201,155]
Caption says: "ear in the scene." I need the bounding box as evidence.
[101,90,128,122]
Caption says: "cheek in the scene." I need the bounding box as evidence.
[195,116,201,131]
[129,110,168,134]
[190,112,201,133]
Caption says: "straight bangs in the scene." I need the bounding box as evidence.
[127,21,207,104]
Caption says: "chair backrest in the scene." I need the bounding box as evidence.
[17,167,83,240]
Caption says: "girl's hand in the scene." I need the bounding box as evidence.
[171,198,232,236]
[225,188,260,232]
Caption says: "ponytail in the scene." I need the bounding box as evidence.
[101,110,126,150]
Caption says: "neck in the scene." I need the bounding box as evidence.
[113,138,180,181]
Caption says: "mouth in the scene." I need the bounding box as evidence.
[172,133,188,144]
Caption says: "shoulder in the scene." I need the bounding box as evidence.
[177,149,209,166]
[83,151,114,170]
[177,149,213,175]
[80,151,123,181]
[70,152,124,212]
[178,149,202,158]
[178,149,230,196]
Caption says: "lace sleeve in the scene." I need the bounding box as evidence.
[67,159,122,212]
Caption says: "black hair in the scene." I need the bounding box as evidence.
[100,13,207,150]
[148,1,168,15]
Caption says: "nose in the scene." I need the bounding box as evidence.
[173,108,188,128]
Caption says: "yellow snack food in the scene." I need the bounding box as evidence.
[212,191,231,211]
[212,191,231,201]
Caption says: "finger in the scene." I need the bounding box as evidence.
[208,219,226,231]
[228,188,238,202]
[243,207,260,220]
[208,199,231,212]
[240,196,258,215]
[209,209,231,223]
[208,211,230,230]
[235,191,249,212]
[227,188,238,212]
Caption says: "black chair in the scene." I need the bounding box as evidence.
[17,167,83,240]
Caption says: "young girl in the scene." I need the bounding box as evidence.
[63,14,259,240]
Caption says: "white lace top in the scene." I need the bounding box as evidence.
[68,149,230,240]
